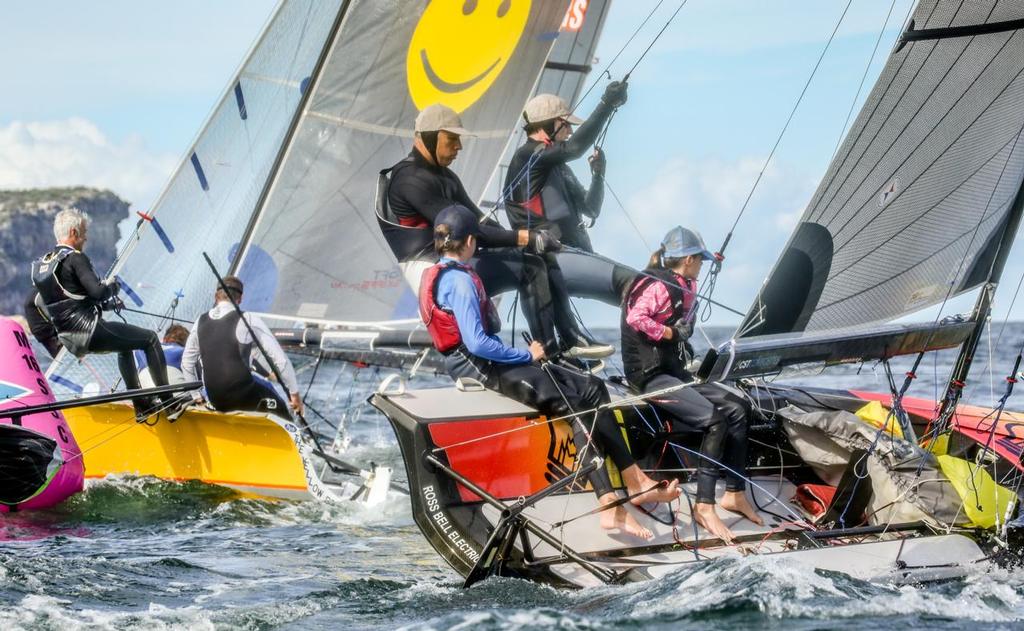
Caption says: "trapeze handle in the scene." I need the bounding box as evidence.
[376,373,406,396]
[455,377,486,392]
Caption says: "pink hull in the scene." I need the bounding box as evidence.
[0,318,84,510]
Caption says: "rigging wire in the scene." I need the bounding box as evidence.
[560,245,747,317]
[622,0,688,81]
[930,119,1024,432]
[699,0,856,321]
[963,265,1024,404]
[587,0,689,252]
[604,177,652,251]
[570,0,670,110]
[719,0,855,255]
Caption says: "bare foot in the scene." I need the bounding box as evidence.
[692,502,735,543]
[599,494,654,540]
[629,479,681,506]
[720,490,764,526]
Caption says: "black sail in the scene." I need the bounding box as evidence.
[706,0,1024,381]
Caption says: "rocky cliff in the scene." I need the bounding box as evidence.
[0,187,129,316]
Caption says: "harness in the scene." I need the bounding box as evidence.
[620,268,694,390]
[30,245,100,357]
[195,310,260,407]
[375,156,433,261]
[505,140,596,252]
[419,261,500,354]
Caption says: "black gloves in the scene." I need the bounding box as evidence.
[99,279,123,311]
[601,80,628,108]
[528,230,561,253]
[589,147,606,178]
[672,319,694,343]
[101,295,125,312]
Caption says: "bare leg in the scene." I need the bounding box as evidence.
[692,502,736,543]
[598,492,653,540]
[620,464,681,505]
[720,490,764,525]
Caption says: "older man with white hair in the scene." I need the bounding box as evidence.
[31,207,175,421]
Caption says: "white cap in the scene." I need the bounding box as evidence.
[414,104,473,135]
[523,94,584,125]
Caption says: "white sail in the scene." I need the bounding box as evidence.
[46,0,345,395]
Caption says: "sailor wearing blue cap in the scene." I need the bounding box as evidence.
[419,205,681,540]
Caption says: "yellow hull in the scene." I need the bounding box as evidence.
[64,403,312,500]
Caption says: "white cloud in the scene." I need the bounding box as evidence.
[774,208,804,232]
[583,153,819,326]
[601,154,800,245]
[0,118,176,208]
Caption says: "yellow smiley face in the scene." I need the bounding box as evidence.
[407,0,532,113]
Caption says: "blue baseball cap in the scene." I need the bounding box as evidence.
[434,204,481,241]
[662,226,714,260]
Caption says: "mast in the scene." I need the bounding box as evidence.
[228,0,353,275]
[937,169,1024,422]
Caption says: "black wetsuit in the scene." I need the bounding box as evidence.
[194,311,289,419]
[505,101,637,306]
[32,245,169,407]
[23,290,61,358]
[621,269,750,504]
[382,149,582,353]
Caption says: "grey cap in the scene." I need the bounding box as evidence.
[662,226,714,261]
[523,93,584,125]
[415,103,473,135]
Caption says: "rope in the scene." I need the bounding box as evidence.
[559,245,747,317]
[570,0,670,110]
[427,378,702,455]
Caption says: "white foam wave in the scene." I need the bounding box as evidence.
[597,555,1024,623]
[0,594,215,631]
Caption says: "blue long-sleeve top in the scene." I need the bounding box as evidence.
[435,258,531,364]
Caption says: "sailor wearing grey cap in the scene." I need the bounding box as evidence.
[504,81,638,309]
[376,103,613,360]
[620,225,761,544]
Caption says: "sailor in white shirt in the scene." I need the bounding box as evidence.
[181,276,303,419]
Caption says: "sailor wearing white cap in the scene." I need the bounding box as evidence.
[377,102,614,360]
[504,82,638,310]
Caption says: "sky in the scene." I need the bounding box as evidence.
[1,0,1019,328]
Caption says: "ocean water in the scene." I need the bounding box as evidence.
[4,324,1024,630]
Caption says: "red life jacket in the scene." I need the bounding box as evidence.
[418,260,500,353]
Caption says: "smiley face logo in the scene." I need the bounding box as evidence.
[407,0,532,113]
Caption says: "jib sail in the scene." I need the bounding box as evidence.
[704,0,1024,381]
